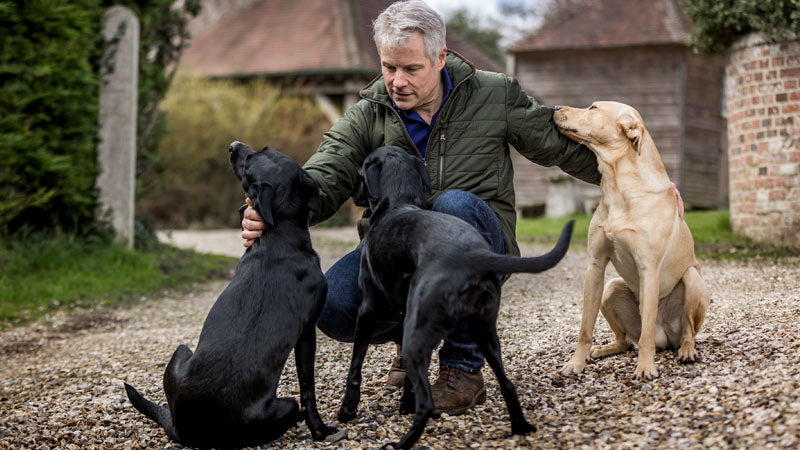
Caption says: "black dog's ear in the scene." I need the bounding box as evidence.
[249,182,275,227]
[353,158,382,207]
[352,173,370,207]
[364,159,382,201]
[298,169,320,214]
[414,157,431,194]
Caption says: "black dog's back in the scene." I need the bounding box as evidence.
[365,207,573,296]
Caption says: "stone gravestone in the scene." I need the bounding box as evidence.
[97,6,139,248]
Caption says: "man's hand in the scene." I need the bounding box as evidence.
[671,182,684,220]
[242,198,266,247]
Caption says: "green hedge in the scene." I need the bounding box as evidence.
[0,0,199,239]
[0,0,104,237]
[683,0,800,53]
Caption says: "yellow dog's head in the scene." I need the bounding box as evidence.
[553,101,646,160]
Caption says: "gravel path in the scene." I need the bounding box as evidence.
[1,228,798,449]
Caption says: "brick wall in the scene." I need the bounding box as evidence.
[726,33,800,248]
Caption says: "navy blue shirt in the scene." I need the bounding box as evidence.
[392,67,453,158]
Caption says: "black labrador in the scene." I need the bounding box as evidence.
[337,146,574,449]
[123,142,337,448]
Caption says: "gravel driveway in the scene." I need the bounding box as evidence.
[1,227,798,449]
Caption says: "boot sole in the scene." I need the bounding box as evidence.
[432,385,487,415]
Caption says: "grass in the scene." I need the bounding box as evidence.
[0,236,238,328]
[516,210,798,260]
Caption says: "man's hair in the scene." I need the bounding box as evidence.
[372,0,446,64]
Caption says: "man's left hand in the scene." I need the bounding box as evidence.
[671,183,684,220]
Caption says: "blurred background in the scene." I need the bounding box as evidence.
[2,0,798,244]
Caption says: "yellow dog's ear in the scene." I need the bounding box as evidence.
[618,114,642,155]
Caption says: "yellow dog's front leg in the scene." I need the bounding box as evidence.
[634,271,660,380]
[561,260,606,375]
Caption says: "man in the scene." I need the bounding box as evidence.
[241,0,601,415]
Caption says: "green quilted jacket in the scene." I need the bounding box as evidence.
[304,51,600,256]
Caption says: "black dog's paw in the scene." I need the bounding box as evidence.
[325,427,348,443]
[312,425,341,441]
[511,421,537,435]
[380,442,401,450]
[337,407,357,423]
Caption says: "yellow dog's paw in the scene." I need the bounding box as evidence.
[633,363,658,380]
[678,344,698,363]
[561,358,588,375]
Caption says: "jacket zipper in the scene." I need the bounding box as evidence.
[361,54,476,179]
[437,131,446,189]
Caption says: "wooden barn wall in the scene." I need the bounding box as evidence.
[682,51,726,209]
[511,46,685,208]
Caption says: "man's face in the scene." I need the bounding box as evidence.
[379,31,446,112]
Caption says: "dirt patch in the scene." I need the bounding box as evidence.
[53,309,129,334]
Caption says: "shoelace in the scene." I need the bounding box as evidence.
[437,366,457,387]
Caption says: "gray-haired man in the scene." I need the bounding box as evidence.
[242,0,602,414]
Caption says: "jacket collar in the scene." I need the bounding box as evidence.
[359,50,477,105]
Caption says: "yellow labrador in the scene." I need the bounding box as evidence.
[553,101,709,380]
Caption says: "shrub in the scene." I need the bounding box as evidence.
[0,0,200,239]
[138,77,330,228]
[0,0,104,237]
[682,0,800,53]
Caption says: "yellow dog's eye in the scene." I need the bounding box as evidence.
[589,105,597,110]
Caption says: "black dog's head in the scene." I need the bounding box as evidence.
[229,141,319,227]
[352,146,431,210]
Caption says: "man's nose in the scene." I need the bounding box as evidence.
[393,72,408,87]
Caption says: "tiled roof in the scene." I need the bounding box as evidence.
[509,0,690,53]
[179,0,503,78]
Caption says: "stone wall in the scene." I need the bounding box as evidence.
[725,33,800,248]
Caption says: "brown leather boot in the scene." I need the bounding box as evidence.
[431,365,486,415]
[385,344,406,388]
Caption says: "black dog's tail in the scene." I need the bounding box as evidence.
[472,220,574,274]
[123,383,179,442]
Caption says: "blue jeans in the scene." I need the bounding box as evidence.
[316,190,507,374]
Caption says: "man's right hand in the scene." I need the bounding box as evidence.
[241,198,266,247]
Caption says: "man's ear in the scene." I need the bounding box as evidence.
[437,46,447,69]
[297,169,320,214]
[414,157,431,194]
[618,114,642,155]
[249,182,275,227]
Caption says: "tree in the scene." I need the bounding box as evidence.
[682,0,800,53]
[499,0,586,24]
[446,8,505,66]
